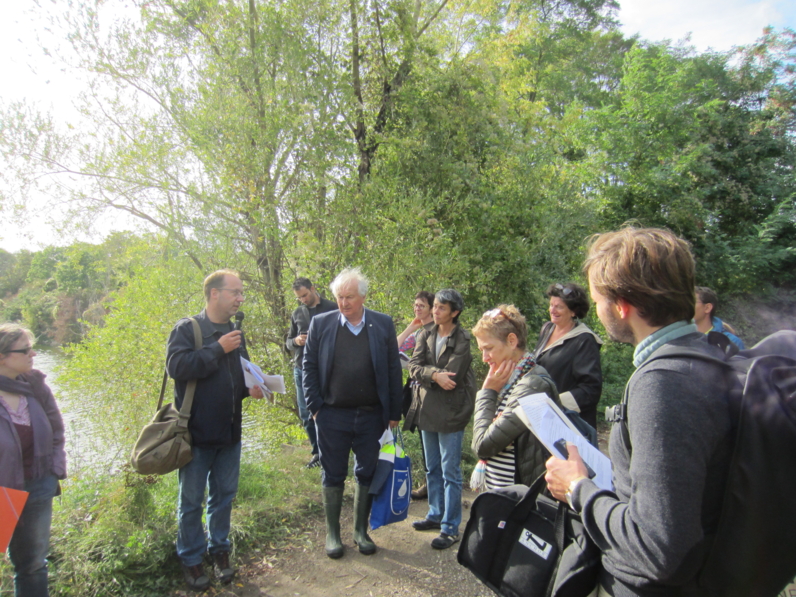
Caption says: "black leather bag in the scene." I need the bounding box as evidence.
[458,475,600,597]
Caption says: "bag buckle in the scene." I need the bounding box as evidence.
[605,403,626,424]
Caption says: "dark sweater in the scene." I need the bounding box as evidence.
[327,325,379,408]
[533,321,603,428]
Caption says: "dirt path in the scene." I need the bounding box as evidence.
[172,424,613,597]
[172,490,492,597]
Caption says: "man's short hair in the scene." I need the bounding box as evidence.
[292,277,314,292]
[545,283,591,319]
[583,227,695,327]
[330,267,368,298]
[695,286,719,319]
[204,269,240,302]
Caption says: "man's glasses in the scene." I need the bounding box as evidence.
[5,346,33,355]
[554,283,573,296]
[220,288,245,298]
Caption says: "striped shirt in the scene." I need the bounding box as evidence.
[484,353,535,490]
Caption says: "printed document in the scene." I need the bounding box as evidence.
[515,393,613,491]
[240,358,285,399]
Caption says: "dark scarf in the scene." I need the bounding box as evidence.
[0,373,35,397]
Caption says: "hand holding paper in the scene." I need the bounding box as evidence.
[240,357,286,402]
[515,392,613,491]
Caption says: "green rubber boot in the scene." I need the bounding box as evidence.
[353,484,376,555]
[323,486,345,559]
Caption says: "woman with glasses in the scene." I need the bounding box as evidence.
[0,323,66,597]
[396,291,435,357]
[471,305,560,489]
[407,289,475,550]
[532,283,603,429]
[396,291,435,500]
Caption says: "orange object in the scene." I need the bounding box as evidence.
[0,486,29,552]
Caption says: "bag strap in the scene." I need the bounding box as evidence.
[156,318,202,428]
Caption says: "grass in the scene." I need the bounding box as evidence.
[1,446,323,597]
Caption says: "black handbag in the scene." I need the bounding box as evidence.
[458,475,600,597]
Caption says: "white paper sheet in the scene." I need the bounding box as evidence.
[515,392,614,491]
[240,357,284,398]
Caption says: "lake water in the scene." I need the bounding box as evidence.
[33,348,281,474]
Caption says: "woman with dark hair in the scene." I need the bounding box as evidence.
[532,283,603,428]
[396,291,435,500]
[407,289,475,550]
[396,291,435,355]
[0,323,66,597]
[471,305,560,489]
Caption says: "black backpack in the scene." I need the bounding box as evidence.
[608,330,796,597]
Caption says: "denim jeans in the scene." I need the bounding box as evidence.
[177,442,241,566]
[8,474,58,597]
[421,429,464,537]
[315,405,383,488]
[293,367,318,455]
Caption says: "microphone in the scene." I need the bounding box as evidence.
[233,311,245,331]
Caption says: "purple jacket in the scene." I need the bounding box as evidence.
[0,369,67,490]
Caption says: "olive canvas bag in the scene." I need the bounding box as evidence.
[130,318,201,475]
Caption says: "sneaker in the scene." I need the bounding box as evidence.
[305,454,321,469]
[181,562,211,591]
[412,518,441,531]
[431,533,460,550]
[411,484,428,500]
[212,551,236,584]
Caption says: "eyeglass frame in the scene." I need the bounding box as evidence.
[554,283,573,296]
[218,288,245,298]
[4,346,33,355]
[482,308,522,335]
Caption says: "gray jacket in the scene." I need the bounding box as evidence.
[570,333,733,596]
[471,365,560,485]
[0,369,67,490]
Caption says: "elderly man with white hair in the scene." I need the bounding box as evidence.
[302,267,403,559]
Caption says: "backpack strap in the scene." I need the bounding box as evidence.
[604,337,734,457]
[157,318,202,429]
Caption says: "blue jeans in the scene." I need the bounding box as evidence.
[8,474,58,597]
[293,367,318,455]
[315,405,383,488]
[177,442,241,566]
[421,429,464,537]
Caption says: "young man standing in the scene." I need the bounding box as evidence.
[546,228,733,596]
[286,277,337,468]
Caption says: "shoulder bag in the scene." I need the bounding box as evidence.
[130,318,201,475]
[458,474,600,597]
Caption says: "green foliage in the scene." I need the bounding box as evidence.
[0,450,324,597]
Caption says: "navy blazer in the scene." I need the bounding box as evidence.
[302,308,403,428]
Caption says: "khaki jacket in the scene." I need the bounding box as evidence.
[405,323,476,434]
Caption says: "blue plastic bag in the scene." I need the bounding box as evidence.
[369,430,412,530]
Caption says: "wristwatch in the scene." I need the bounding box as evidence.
[565,477,588,511]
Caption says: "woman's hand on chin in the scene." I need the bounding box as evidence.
[482,359,515,392]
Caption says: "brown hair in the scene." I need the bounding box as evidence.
[203,269,240,301]
[415,291,435,310]
[695,286,718,318]
[583,227,695,327]
[472,304,528,350]
[545,283,590,319]
[0,323,35,355]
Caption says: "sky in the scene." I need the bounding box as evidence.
[1,0,795,254]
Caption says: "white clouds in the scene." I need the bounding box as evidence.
[617,0,791,52]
